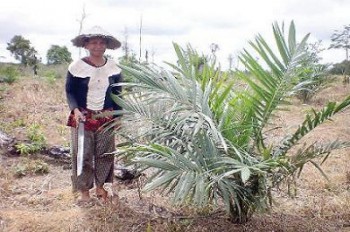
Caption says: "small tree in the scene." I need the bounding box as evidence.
[112,21,350,223]
[294,41,331,103]
[329,60,350,75]
[329,60,350,84]
[46,45,72,65]
[7,35,38,66]
[118,51,138,83]
[329,24,350,61]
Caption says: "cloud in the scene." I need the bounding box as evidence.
[1,0,350,66]
[98,0,166,8]
[0,21,27,43]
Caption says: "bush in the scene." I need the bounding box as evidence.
[329,60,350,75]
[44,70,62,79]
[295,65,335,103]
[0,66,19,84]
[40,64,68,81]
[15,124,47,156]
[13,158,49,177]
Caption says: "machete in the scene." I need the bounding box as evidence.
[77,120,85,176]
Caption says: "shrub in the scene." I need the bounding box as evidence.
[13,158,49,177]
[113,21,350,223]
[0,66,19,84]
[329,60,350,75]
[15,124,46,155]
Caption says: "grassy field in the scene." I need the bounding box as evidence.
[0,67,349,231]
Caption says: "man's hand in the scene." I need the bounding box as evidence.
[73,108,86,124]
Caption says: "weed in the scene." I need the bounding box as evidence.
[15,124,47,155]
[0,66,19,84]
[13,158,49,177]
[42,70,62,84]
[13,163,27,177]
[11,118,26,127]
[27,124,46,144]
[15,142,43,155]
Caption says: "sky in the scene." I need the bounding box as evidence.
[0,0,349,70]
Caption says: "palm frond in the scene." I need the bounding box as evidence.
[237,21,310,151]
[295,140,350,164]
[275,96,350,156]
[118,139,217,206]
[271,140,350,187]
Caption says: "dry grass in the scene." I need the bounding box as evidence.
[0,72,350,231]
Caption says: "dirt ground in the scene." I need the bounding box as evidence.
[0,75,350,231]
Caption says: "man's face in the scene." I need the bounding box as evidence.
[85,37,107,57]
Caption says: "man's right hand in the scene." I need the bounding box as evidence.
[73,108,86,124]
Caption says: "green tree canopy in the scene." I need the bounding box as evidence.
[329,60,350,75]
[46,45,72,65]
[329,24,350,61]
[6,35,38,66]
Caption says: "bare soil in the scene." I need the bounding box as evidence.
[0,74,350,231]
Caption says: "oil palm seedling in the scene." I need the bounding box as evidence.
[111,21,350,223]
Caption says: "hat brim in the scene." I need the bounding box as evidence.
[71,34,121,50]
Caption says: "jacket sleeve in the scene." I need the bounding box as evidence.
[65,71,79,111]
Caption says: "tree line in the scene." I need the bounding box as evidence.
[4,23,350,73]
[6,35,72,66]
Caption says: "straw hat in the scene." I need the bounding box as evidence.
[71,26,121,50]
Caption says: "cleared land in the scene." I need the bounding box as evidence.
[0,73,349,231]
